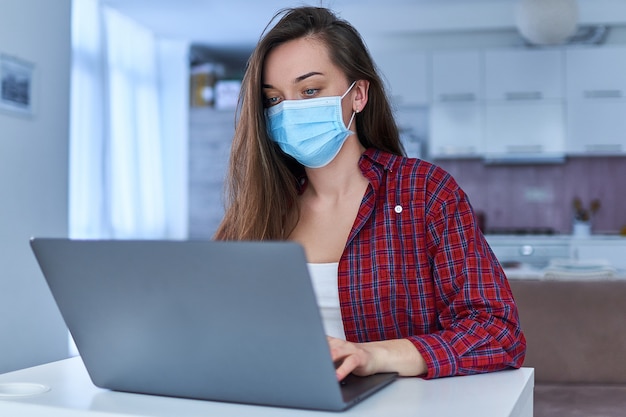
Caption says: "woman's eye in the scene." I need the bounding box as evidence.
[303,88,318,97]
[264,96,281,107]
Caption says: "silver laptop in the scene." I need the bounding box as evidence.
[30,238,396,411]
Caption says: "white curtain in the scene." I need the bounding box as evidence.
[70,0,189,240]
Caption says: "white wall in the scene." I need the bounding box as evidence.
[0,0,71,373]
[158,39,191,239]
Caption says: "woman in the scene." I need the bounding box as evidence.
[215,6,526,381]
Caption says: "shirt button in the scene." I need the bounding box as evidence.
[394,205,403,214]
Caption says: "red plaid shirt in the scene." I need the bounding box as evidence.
[337,149,526,379]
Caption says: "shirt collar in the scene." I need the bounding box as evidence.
[359,148,401,191]
[361,148,398,170]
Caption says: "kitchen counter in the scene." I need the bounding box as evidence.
[503,265,626,281]
[485,234,626,241]
[485,234,626,279]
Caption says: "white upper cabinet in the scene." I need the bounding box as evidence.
[373,50,430,106]
[432,50,483,102]
[565,46,626,155]
[429,51,484,158]
[483,48,566,160]
[484,102,566,158]
[423,45,626,160]
[430,104,484,158]
[566,46,626,99]
[485,49,564,100]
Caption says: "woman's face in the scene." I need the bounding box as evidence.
[262,37,355,128]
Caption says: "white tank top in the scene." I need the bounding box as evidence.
[307,262,346,340]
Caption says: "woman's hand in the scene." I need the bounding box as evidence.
[327,336,428,381]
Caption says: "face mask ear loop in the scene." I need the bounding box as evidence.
[342,81,358,131]
[341,81,357,99]
[346,111,357,130]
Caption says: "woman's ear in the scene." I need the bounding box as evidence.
[353,79,370,113]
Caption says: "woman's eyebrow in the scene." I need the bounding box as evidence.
[262,71,324,90]
[294,71,323,83]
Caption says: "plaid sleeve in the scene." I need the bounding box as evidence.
[409,172,526,379]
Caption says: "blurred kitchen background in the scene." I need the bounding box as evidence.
[160,0,626,239]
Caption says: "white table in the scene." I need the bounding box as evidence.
[0,357,534,417]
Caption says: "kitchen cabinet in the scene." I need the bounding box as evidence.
[432,50,483,102]
[484,49,564,100]
[429,51,484,158]
[485,235,571,269]
[571,238,626,270]
[373,50,429,106]
[483,49,566,161]
[565,46,626,155]
[484,101,566,160]
[565,46,626,99]
[486,235,626,273]
[567,100,626,154]
[430,104,484,158]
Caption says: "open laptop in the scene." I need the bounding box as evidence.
[30,238,397,411]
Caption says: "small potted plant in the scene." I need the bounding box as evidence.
[572,197,600,237]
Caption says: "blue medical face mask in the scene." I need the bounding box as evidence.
[265,82,357,168]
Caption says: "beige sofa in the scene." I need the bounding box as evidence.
[508,279,626,416]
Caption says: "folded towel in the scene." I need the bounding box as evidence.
[543,258,617,280]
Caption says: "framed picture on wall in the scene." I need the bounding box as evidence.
[0,54,36,116]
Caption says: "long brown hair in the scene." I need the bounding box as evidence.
[214,6,404,241]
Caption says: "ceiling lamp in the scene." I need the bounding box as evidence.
[515,0,579,45]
